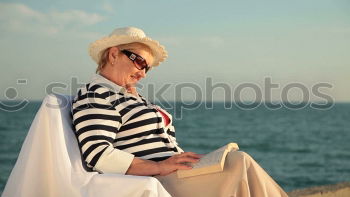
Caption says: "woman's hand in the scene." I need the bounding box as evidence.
[125,85,138,96]
[157,152,203,176]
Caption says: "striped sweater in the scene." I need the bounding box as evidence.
[71,74,184,174]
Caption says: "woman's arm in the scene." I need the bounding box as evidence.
[126,152,202,176]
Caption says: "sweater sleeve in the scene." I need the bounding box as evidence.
[72,91,134,174]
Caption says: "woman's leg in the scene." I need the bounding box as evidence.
[155,151,288,197]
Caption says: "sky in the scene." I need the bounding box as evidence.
[0,0,349,103]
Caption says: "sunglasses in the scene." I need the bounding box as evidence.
[121,50,150,73]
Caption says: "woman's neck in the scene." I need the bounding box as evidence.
[99,70,138,97]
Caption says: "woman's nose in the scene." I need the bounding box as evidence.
[138,69,146,78]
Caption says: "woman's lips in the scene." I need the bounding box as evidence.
[131,75,140,81]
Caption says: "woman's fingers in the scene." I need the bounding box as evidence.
[161,152,202,167]
[175,156,200,164]
[178,152,203,159]
[157,153,204,175]
[176,164,193,170]
[172,152,203,165]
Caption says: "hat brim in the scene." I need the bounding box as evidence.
[89,35,168,66]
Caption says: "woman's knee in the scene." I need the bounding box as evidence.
[229,151,250,159]
[227,151,252,165]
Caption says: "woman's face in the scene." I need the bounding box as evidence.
[110,47,154,87]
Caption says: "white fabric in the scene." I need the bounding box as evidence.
[156,151,288,197]
[2,94,171,197]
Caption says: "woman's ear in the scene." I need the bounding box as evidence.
[108,47,120,65]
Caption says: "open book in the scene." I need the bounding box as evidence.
[177,143,239,178]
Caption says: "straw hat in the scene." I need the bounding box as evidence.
[89,27,168,66]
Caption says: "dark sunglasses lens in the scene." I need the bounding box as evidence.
[124,50,149,72]
[134,57,147,69]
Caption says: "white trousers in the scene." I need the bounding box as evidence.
[155,151,288,197]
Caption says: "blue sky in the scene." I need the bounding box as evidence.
[0,0,349,102]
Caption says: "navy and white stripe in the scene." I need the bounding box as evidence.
[71,74,183,173]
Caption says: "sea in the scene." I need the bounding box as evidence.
[0,101,349,194]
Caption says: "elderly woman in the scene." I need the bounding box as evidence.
[72,27,288,197]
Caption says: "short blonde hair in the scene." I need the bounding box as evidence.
[96,42,153,73]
